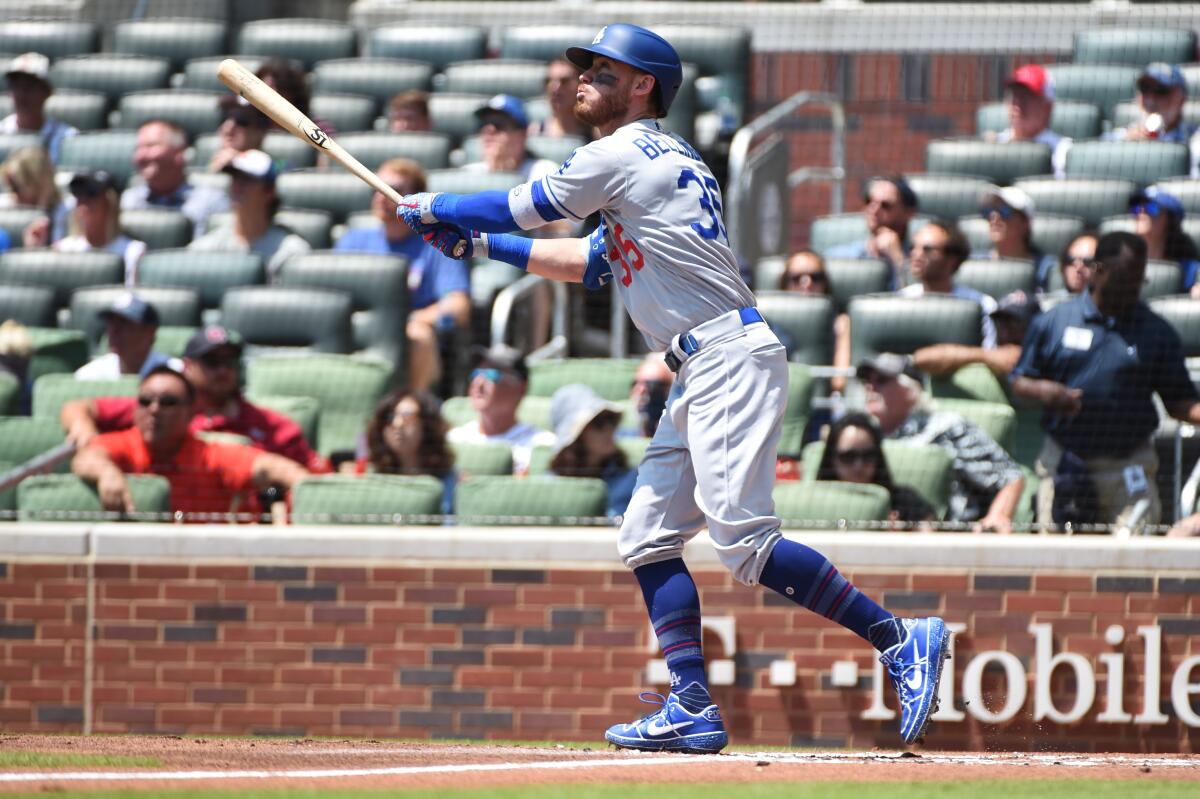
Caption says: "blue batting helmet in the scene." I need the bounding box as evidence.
[565,23,683,117]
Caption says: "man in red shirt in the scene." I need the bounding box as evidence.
[72,364,309,521]
[60,325,329,473]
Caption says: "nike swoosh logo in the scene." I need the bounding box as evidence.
[646,719,694,736]
[906,664,924,690]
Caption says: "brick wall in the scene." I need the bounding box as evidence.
[1,527,1198,751]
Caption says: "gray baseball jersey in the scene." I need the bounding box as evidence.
[508,119,755,351]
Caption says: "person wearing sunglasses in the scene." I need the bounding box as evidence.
[467,95,559,183]
[1051,232,1098,297]
[547,383,638,518]
[54,170,146,286]
[1127,187,1200,295]
[778,249,851,393]
[975,186,1056,290]
[1107,63,1193,146]
[70,363,309,522]
[446,344,555,476]
[815,412,934,529]
[825,176,917,286]
[353,389,456,515]
[900,221,999,349]
[985,65,1070,178]
[208,93,271,173]
[629,353,674,438]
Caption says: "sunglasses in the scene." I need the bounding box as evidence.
[1132,201,1163,218]
[137,394,185,408]
[199,355,238,370]
[785,271,829,287]
[587,414,619,432]
[1064,255,1094,267]
[859,370,895,386]
[864,197,896,211]
[835,448,878,466]
[980,205,1016,221]
[480,118,522,133]
[911,244,945,255]
[471,367,514,384]
[1139,83,1173,97]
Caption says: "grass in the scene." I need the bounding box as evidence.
[3,781,1196,799]
[0,751,161,769]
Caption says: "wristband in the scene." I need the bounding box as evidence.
[482,233,532,271]
[430,193,460,225]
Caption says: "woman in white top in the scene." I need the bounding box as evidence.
[0,145,69,244]
[54,170,146,286]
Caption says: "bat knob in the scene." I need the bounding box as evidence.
[452,240,467,258]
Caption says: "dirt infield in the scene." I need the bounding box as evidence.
[0,736,1197,794]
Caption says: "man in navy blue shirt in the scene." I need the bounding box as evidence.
[336,158,470,392]
[1011,232,1200,532]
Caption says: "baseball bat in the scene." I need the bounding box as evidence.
[216,58,466,257]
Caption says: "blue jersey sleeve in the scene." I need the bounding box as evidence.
[431,191,519,233]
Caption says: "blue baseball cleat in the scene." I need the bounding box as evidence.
[605,691,728,753]
[880,616,951,745]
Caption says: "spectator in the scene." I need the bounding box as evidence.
[120,119,229,238]
[188,149,310,281]
[1054,231,1098,297]
[354,389,456,515]
[0,53,76,164]
[0,320,32,414]
[986,64,1069,177]
[256,58,336,165]
[1125,187,1200,294]
[60,325,329,473]
[825,176,917,287]
[334,157,469,392]
[1107,63,1193,145]
[446,344,555,475]
[814,411,936,528]
[901,220,998,348]
[74,293,172,381]
[387,90,432,133]
[0,146,68,245]
[629,353,673,438]
[55,171,146,286]
[778,249,851,391]
[548,383,638,518]
[912,289,1038,380]
[530,56,593,140]
[208,93,271,172]
[859,353,1025,532]
[465,94,558,182]
[71,363,307,522]
[976,186,1056,290]
[1011,231,1200,533]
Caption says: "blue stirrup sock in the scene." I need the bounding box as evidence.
[633,558,713,712]
[758,538,901,652]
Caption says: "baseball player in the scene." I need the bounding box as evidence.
[398,23,950,752]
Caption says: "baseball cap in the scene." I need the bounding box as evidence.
[1131,186,1185,219]
[222,149,279,183]
[184,325,245,360]
[1139,62,1186,92]
[469,343,528,382]
[982,186,1036,218]
[1006,64,1055,101]
[5,52,50,85]
[99,293,160,327]
[856,353,923,384]
[475,94,529,130]
[549,383,623,458]
[68,170,117,197]
[990,289,1040,328]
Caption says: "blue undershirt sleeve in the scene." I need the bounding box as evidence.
[431,192,519,233]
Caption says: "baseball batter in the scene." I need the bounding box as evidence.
[399,23,950,752]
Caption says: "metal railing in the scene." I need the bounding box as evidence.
[489,272,569,362]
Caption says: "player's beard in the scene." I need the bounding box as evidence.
[574,89,629,129]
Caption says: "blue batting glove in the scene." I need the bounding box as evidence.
[421,223,476,260]
[396,192,441,230]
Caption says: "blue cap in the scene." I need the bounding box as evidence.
[475,94,529,129]
[99,292,159,326]
[1139,63,1186,92]
[1132,186,1185,219]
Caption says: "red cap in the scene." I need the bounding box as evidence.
[1006,64,1055,101]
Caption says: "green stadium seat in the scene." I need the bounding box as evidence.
[935,397,1018,456]
[773,481,891,529]
[930,362,1010,407]
[145,326,197,359]
[276,170,375,223]
[310,93,378,133]
[244,354,394,456]
[112,18,228,72]
[0,250,123,307]
[441,394,558,433]
[618,437,652,468]
[428,93,490,140]
[0,134,43,163]
[0,206,40,245]
[1073,28,1196,67]
[0,377,18,417]
[1044,64,1139,121]
[802,440,953,521]
[779,363,816,458]
[1111,100,1200,132]
[809,213,928,256]
[526,358,641,401]
[451,441,515,477]
[1183,64,1200,95]
[292,474,443,525]
[243,394,320,447]
[25,328,89,382]
[312,58,434,106]
[220,287,355,355]
[848,294,982,363]
[459,134,583,169]
[455,475,608,525]
[1149,295,1200,358]
[654,25,750,118]
[975,100,1102,141]
[273,209,333,250]
[119,208,193,250]
[337,132,453,172]
[438,59,549,99]
[1013,176,1136,228]
[754,293,835,366]
[0,20,97,60]
[956,259,1037,300]
[0,416,67,469]
[663,63,699,145]
[115,90,222,140]
[235,19,356,70]
[499,26,595,61]
[277,252,408,368]
[31,373,138,420]
[17,473,170,522]
[181,56,267,93]
[905,174,996,221]
[366,26,488,72]
[191,132,318,171]
[67,286,201,353]
[957,213,1085,261]
[59,131,141,188]
[425,169,524,194]
[0,283,56,328]
[1064,141,1189,185]
[752,256,785,293]
[45,91,108,131]
[49,55,171,104]
[825,258,896,312]
[1144,260,1184,299]
[926,140,1051,185]
[136,249,264,312]
[1149,179,1200,214]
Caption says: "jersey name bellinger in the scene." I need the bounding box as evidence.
[630,131,703,162]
